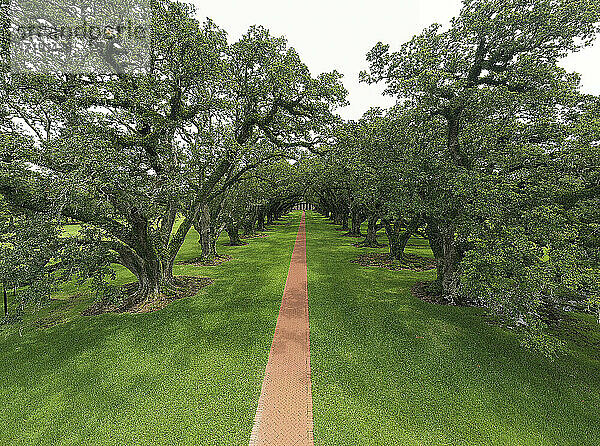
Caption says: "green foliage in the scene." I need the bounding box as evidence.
[354,0,600,347]
[519,319,566,358]
[0,2,346,305]
[0,213,302,444]
[307,213,600,445]
[0,210,58,319]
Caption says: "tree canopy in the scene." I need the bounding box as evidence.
[0,0,598,352]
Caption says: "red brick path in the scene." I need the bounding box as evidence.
[249,212,314,446]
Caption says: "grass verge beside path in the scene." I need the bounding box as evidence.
[306,211,600,445]
[0,212,301,445]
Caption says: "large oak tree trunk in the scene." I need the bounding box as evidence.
[426,221,465,303]
[158,203,200,290]
[117,208,168,306]
[348,209,364,236]
[118,248,164,308]
[161,260,174,286]
[194,202,215,260]
[107,204,199,308]
[340,211,349,231]
[226,221,243,246]
[383,219,414,261]
[243,216,255,236]
[209,223,225,257]
[360,215,380,247]
[208,230,218,257]
[256,206,266,231]
[136,261,162,299]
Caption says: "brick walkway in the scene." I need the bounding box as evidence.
[249,212,314,446]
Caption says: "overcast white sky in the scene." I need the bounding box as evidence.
[191,0,600,120]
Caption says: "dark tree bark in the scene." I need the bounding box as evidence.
[382,218,418,260]
[0,178,201,305]
[208,227,220,257]
[425,220,465,303]
[226,221,244,246]
[256,206,266,231]
[115,207,168,306]
[161,224,188,283]
[360,215,381,247]
[114,243,162,308]
[348,209,365,236]
[194,202,216,260]
[340,211,349,230]
[242,214,256,236]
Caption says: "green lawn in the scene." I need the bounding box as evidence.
[306,212,600,445]
[2,211,599,445]
[0,212,301,445]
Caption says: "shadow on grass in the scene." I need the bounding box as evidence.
[306,212,600,446]
[0,212,302,445]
